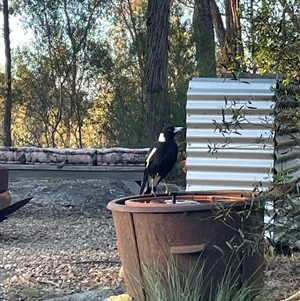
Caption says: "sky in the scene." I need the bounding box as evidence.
[0,14,31,68]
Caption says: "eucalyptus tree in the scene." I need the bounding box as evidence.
[186,0,244,75]
[12,0,190,148]
[96,0,148,147]
[98,0,194,147]
[145,0,170,144]
[103,0,172,147]
[168,1,196,125]
[209,0,299,75]
[210,0,243,70]
[2,0,12,146]
[14,0,109,147]
[193,0,216,76]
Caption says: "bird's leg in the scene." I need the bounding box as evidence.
[164,180,169,194]
[151,179,156,197]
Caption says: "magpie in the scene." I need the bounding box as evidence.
[140,126,184,195]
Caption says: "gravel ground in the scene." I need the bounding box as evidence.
[1,179,300,301]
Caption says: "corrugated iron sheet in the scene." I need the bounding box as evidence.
[186,78,277,191]
[274,83,300,184]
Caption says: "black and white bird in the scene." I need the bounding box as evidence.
[140,126,184,195]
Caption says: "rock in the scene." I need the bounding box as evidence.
[8,179,132,210]
[118,266,124,279]
[45,287,121,301]
[108,294,132,301]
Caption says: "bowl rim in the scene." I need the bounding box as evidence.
[107,190,258,213]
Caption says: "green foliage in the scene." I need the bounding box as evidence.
[0,0,197,148]
[253,0,300,79]
[88,0,193,147]
[7,0,112,147]
[6,0,300,149]
[12,49,95,147]
[95,0,148,147]
[215,196,265,258]
[130,252,262,301]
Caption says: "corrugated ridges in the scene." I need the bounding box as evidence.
[186,77,276,191]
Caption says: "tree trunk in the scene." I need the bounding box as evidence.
[145,0,170,144]
[224,0,243,68]
[210,0,243,69]
[2,0,12,146]
[210,0,225,48]
[193,0,216,77]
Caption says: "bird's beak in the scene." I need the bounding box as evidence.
[174,127,184,133]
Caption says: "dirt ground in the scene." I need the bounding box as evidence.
[0,179,130,300]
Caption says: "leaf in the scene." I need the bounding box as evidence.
[213,245,225,255]
[281,150,289,155]
[264,270,274,277]
[238,228,245,238]
[230,72,238,81]
[219,63,228,71]
[226,241,233,250]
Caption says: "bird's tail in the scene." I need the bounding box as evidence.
[140,170,151,195]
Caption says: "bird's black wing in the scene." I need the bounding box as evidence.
[154,142,178,178]
[139,143,163,194]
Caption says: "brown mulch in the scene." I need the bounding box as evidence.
[0,202,124,300]
[259,255,300,301]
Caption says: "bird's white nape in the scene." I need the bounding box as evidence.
[158,132,166,142]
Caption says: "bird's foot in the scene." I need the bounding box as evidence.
[150,188,156,197]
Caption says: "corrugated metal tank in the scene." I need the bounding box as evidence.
[186,77,293,191]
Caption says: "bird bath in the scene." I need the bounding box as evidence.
[107,191,264,300]
[0,166,32,221]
